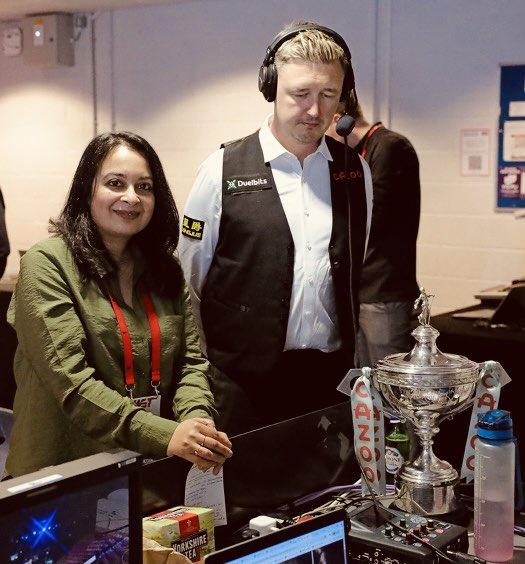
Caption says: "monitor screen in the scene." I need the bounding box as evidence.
[0,450,142,563]
[223,402,358,531]
[204,509,350,564]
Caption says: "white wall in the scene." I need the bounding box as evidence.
[389,0,525,312]
[1,0,524,314]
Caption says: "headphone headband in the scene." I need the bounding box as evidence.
[258,23,356,106]
[261,24,352,68]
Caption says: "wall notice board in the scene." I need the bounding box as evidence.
[498,64,525,210]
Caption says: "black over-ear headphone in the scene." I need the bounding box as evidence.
[258,24,356,108]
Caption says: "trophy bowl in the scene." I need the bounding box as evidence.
[372,290,480,516]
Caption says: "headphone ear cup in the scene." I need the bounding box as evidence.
[258,63,278,102]
[344,89,358,117]
[339,65,355,101]
[258,64,268,99]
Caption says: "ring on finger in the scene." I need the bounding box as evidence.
[201,436,206,448]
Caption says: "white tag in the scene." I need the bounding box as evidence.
[133,394,161,416]
[460,361,510,482]
[350,368,386,495]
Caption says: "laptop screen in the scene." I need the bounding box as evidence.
[0,449,142,563]
[490,285,525,326]
[204,508,350,563]
[223,402,358,530]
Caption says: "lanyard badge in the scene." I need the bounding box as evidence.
[107,287,162,414]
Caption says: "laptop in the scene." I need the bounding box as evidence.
[222,402,359,535]
[489,285,525,325]
[0,449,142,563]
[204,508,350,563]
[453,285,525,326]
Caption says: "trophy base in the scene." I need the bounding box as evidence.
[393,475,462,516]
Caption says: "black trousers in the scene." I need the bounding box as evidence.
[211,349,351,437]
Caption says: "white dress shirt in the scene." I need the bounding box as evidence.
[179,117,373,354]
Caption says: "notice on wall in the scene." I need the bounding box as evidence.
[460,128,490,176]
[498,165,525,201]
[497,64,525,209]
[503,120,525,161]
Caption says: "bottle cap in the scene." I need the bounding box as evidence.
[477,409,513,441]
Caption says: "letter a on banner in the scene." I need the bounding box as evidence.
[461,360,511,482]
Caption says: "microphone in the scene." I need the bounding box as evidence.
[335,114,356,138]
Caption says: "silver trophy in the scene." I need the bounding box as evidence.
[372,288,480,515]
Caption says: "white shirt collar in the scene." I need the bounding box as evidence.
[259,115,333,163]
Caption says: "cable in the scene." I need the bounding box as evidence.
[446,551,487,564]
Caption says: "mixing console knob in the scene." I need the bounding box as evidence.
[399,517,407,528]
[384,524,393,537]
[420,521,428,534]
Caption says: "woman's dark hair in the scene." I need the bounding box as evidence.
[50,131,182,296]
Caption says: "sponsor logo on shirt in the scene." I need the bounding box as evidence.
[223,174,272,193]
[332,170,363,181]
[182,215,205,240]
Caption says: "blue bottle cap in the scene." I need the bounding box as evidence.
[477,409,513,441]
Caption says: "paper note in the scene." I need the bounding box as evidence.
[184,465,227,526]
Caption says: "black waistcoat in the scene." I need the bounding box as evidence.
[201,132,367,379]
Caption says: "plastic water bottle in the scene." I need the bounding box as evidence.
[385,417,410,484]
[474,409,515,562]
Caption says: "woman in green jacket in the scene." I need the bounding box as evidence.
[6,132,232,478]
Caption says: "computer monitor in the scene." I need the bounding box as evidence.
[223,402,358,531]
[0,449,142,563]
[204,508,350,563]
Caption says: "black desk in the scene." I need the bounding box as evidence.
[428,305,525,477]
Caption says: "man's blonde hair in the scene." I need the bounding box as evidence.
[274,24,349,74]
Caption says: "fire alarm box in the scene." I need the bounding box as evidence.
[23,13,74,67]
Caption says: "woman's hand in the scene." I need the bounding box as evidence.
[167,417,233,475]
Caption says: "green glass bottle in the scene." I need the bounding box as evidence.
[385,417,410,484]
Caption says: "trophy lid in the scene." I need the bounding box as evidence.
[374,288,479,386]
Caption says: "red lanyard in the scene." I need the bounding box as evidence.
[107,289,161,394]
[360,122,385,159]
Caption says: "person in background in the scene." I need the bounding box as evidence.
[179,22,373,435]
[0,187,10,279]
[6,132,232,478]
[327,102,420,367]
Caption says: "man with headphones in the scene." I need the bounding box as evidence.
[179,21,373,436]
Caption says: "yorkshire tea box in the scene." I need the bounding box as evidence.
[143,506,214,562]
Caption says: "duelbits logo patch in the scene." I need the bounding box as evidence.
[223,175,272,193]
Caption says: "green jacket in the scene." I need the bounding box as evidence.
[7,236,215,477]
